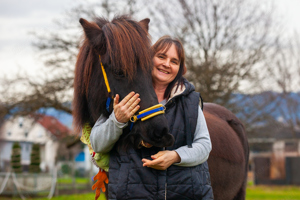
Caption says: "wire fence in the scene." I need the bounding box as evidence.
[0,161,93,199]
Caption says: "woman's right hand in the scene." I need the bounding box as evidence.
[113,92,140,123]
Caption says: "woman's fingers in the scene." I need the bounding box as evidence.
[113,92,140,123]
[142,151,181,170]
[130,104,140,115]
[119,92,136,106]
[113,94,120,107]
[125,93,140,109]
[129,96,140,111]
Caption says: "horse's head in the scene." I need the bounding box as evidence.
[73,15,174,149]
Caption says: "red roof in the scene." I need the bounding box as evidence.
[36,115,71,138]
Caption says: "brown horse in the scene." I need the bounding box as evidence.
[73,15,249,200]
[204,103,249,200]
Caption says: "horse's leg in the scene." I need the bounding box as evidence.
[208,157,245,200]
[105,172,109,199]
[232,185,246,200]
[228,120,248,200]
[104,187,108,199]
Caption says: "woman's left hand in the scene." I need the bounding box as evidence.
[142,150,181,170]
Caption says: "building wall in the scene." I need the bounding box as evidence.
[44,139,59,173]
[0,117,49,143]
[0,116,58,173]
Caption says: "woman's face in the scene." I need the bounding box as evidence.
[152,44,180,86]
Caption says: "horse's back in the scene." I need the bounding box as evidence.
[204,103,248,159]
[203,103,249,200]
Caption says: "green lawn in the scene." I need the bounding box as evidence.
[1,186,300,200]
[0,192,105,200]
[57,177,90,184]
[246,185,300,200]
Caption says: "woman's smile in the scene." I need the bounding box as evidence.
[157,68,170,74]
[152,44,180,86]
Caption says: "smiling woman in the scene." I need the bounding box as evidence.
[152,44,180,102]
[151,35,187,103]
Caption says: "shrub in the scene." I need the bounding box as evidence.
[11,142,22,173]
[29,143,41,173]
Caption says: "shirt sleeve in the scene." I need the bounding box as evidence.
[90,111,128,153]
[174,105,212,167]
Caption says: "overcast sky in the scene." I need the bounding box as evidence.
[0,0,76,77]
[0,0,300,78]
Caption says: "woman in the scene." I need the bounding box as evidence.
[90,35,214,199]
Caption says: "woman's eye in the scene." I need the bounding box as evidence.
[113,69,125,77]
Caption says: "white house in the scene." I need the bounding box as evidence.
[0,115,71,173]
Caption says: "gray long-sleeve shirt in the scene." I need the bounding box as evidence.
[90,104,212,167]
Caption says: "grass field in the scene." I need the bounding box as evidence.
[246,185,300,200]
[0,192,105,200]
[1,185,300,200]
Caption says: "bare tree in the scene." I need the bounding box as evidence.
[148,0,280,107]
[264,32,300,134]
[0,0,144,117]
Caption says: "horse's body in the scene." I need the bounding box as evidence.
[73,15,248,200]
[204,103,249,200]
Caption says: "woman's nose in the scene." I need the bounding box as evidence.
[163,59,170,67]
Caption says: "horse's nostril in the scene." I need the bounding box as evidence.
[155,127,174,147]
[163,133,174,147]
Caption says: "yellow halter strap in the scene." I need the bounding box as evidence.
[99,55,111,93]
[130,104,165,122]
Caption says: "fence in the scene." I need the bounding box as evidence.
[254,156,300,185]
[0,162,93,199]
[0,171,55,199]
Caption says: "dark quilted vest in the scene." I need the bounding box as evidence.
[108,79,214,200]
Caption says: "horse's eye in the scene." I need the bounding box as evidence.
[113,69,125,77]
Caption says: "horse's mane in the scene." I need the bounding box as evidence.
[73,15,152,131]
[96,16,152,79]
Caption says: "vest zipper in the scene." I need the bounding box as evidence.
[163,147,167,200]
[165,182,167,200]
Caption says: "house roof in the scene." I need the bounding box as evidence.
[249,122,300,140]
[35,115,71,139]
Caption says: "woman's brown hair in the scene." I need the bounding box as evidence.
[151,35,187,100]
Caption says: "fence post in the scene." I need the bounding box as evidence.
[285,157,291,184]
[89,158,93,188]
[72,160,77,193]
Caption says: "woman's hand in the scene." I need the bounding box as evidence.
[142,150,181,170]
[114,92,140,123]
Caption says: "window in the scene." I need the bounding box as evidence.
[38,130,43,137]
[19,117,23,128]
[285,142,298,152]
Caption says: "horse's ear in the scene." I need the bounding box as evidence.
[79,18,106,55]
[139,18,150,32]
